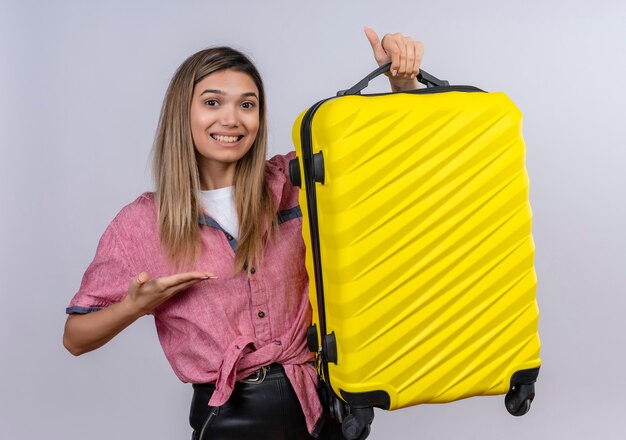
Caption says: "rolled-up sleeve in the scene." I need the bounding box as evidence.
[66,221,134,314]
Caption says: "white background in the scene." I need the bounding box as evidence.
[1,0,625,438]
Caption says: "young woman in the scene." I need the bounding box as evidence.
[63,28,424,439]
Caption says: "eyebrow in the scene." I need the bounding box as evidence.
[199,89,258,99]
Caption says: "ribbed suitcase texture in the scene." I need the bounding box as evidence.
[292,82,541,418]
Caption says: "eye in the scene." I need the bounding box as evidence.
[241,101,255,110]
[204,99,219,107]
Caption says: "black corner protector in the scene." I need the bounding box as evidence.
[340,389,390,410]
[510,367,540,388]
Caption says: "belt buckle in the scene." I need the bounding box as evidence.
[240,366,268,384]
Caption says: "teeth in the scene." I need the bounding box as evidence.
[212,134,240,143]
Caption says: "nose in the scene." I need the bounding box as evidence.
[218,104,239,127]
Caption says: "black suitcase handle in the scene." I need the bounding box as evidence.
[337,62,449,96]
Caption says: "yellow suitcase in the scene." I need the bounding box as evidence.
[289,64,541,439]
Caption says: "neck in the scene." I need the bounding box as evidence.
[198,160,237,190]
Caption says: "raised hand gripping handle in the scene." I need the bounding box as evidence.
[336,62,449,96]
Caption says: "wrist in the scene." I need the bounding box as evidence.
[120,296,148,319]
[388,77,420,92]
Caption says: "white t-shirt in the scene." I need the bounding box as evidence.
[200,186,239,240]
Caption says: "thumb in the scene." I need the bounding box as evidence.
[134,271,151,286]
[364,26,381,50]
[364,26,388,65]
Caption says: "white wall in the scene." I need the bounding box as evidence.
[1,0,625,438]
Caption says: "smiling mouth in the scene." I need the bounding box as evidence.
[211,134,244,143]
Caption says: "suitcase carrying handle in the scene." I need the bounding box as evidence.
[337,62,449,96]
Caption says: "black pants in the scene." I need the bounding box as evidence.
[190,364,344,439]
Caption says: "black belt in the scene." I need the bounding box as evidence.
[240,363,284,383]
[192,363,285,390]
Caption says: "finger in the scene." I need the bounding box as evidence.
[400,38,413,78]
[364,26,380,50]
[132,272,151,288]
[156,271,217,290]
[162,277,209,298]
[412,41,424,78]
[389,38,401,76]
[364,26,388,64]
[405,40,416,79]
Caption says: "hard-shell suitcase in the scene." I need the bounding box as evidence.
[289,64,541,438]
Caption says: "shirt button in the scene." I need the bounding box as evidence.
[258,311,265,318]
[226,234,233,241]
[250,267,256,274]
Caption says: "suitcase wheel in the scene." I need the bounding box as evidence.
[330,397,350,423]
[505,383,535,416]
[342,417,370,440]
[342,407,374,440]
[319,382,350,424]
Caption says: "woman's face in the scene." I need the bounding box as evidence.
[190,69,260,171]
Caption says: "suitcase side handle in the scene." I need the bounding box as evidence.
[336,62,449,96]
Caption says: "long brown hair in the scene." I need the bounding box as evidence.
[152,47,275,273]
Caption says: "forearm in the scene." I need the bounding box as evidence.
[63,298,143,356]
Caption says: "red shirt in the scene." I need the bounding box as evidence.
[66,152,323,433]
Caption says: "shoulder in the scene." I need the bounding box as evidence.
[265,151,296,178]
[112,192,156,223]
[108,192,158,237]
